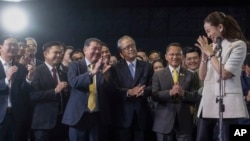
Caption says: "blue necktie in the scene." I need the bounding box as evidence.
[129,63,135,79]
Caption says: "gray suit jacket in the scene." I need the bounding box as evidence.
[152,66,198,134]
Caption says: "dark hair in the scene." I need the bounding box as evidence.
[204,11,246,41]
[152,59,165,67]
[42,41,62,51]
[65,45,74,51]
[148,50,161,57]
[166,42,183,53]
[84,38,102,48]
[137,49,147,53]
[70,49,84,59]
[244,54,250,66]
[183,46,201,57]
[101,42,108,47]
[136,55,143,61]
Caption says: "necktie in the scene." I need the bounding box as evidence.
[52,67,63,114]
[129,63,135,79]
[173,68,178,84]
[52,67,58,85]
[88,64,96,111]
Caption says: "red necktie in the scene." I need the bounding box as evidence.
[52,67,58,85]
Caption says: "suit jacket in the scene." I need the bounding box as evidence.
[197,39,249,118]
[110,59,153,129]
[30,63,69,129]
[0,61,31,123]
[152,66,197,134]
[62,59,112,126]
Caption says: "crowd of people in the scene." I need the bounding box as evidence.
[0,11,250,141]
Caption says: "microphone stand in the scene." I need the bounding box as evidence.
[216,45,225,141]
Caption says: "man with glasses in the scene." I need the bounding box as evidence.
[110,35,153,141]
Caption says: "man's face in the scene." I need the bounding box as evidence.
[26,39,37,55]
[119,38,137,62]
[0,38,18,59]
[63,48,73,62]
[44,46,63,66]
[149,53,160,63]
[137,51,148,61]
[71,52,84,61]
[83,41,102,63]
[17,42,26,56]
[184,52,201,71]
[165,46,182,68]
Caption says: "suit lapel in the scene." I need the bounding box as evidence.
[120,60,134,80]
[42,64,56,87]
[164,67,175,86]
[57,68,66,82]
[10,61,18,84]
[78,59,88,74]
[134,60,143,81]
[0,62,6,79]
[178,67,186,85]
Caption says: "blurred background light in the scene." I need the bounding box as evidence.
[1,7,28,33]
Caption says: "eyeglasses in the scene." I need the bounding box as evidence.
[121,45,136,51]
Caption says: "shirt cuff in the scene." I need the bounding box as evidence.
[26,78,32,84]
[5,78,9,86]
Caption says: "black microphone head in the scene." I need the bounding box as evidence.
[216,37,222,50]
[216,37,222,43]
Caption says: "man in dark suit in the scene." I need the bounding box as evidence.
[0,36,34,141]
[152,43,198,141]
[110,35,153,141]
[30,41,69,141]
[62,38,112,141]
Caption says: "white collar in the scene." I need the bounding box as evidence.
[168,65,180,73]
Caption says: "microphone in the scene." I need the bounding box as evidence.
[216,37,222,51]
[216,37,223,57]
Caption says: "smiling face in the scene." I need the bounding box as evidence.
[184,52,201,71]
[0,38,18,60]
[204,22,223,43]
[83,41,102,64]
[165,46,182,68]
[119,37,137,62]
[44,45,63,66]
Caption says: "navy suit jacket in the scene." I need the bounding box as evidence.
[110,59,153,129]
[152,66,198,134]
[0,61,31,123]
[62,59,112,126]
[30,63,69,129]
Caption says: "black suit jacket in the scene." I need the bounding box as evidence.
[110,59,153,129]
[30,63,69,129]
[0,61,31,123]
[152,66,198,134]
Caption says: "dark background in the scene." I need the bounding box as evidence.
[0,0,250,60]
